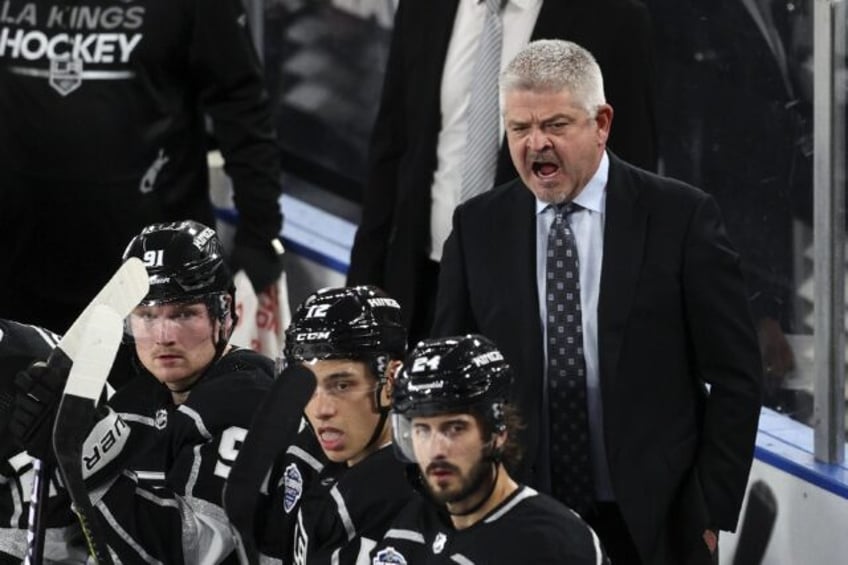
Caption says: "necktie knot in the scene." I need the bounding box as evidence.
[483,0,503,13]
[551,201,581,220]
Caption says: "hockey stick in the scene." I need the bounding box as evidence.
[25,258,148,565]
[53,305,125,565]
[224,364,316,565]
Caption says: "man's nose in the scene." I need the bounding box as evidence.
[310,388,337,418]
[425,431,452,458]
[154,319,178,343]
[527,127,551,151]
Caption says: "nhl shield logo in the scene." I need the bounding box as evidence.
[372,546,407,565]
[154,408,168,430]
[432,532,447,554]
[283,463,304,513]
[49,59,83,96]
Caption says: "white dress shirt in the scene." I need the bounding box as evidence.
[429,0,543,262]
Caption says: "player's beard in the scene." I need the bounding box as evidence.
[426,456,494,507]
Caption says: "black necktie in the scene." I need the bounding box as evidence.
[545,202,594,516]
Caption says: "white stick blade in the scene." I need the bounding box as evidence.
[62,305,124,401]
[58,257,149,363]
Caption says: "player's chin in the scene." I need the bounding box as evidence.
[322,446,351,463]
[154,368,196,388]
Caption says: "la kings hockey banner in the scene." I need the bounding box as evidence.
[0,1,144,96]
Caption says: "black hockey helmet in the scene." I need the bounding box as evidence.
[392,335,513,462]
[283,285,406,381]
[122,220,234,308]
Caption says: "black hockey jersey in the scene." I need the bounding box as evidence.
[291,445,415,565]
[91,347,274,564]
[0,320,86,563]
[371,485,609,565]
[0,0,281,331]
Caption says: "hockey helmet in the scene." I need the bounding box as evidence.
[122,220,234,307]
[283,285,406,381]
[392,335,512,462]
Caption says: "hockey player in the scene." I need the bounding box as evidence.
[241,286,415,564]
[0,319,89,563]
[11,220,274,563]
[373,335,609,564]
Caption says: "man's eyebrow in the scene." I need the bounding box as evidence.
[439,418,470,428]
[321,370,357,383]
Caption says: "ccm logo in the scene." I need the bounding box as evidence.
[297,331,331,341]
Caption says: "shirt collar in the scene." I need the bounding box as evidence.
[535,151,609,215]
[509,0,540,10]
[478,0,539,11]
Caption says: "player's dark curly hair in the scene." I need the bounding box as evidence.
[475,403,524,471]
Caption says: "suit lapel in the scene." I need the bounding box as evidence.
[498,182,542,357]
[598,154,647,385]
[515,186,541,337]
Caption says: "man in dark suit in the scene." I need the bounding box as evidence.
[347,0,657,344]
[433,40,762,564]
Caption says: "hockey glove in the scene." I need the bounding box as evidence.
[231,237,285,293]
[10,361,68,462]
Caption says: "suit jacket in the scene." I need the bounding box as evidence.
[348,0,657,336]
[432,153,763,564]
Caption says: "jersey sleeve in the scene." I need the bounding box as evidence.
[89,368,271,564]
[189,0,282,249]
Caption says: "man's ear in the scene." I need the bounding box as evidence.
[380,360,403,406]
[386,360,403,389]
[493,430,508,452]
[595,103,614,146]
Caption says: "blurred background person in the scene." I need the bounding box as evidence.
[0,0,285,334]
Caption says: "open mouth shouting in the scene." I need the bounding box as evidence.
[531,159,561,180]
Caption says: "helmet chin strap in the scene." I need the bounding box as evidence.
[363,357,398,452]
[446,439,502,517]
[364,382,391,451]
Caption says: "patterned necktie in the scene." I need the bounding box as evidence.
[545,202,594,516]
[460,0,503,202]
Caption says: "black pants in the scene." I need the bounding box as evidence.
[583,502,643,564]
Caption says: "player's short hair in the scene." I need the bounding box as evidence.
[501,39,606,117]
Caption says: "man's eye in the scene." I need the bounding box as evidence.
[333,381,351,392]
[447,424,465,436]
